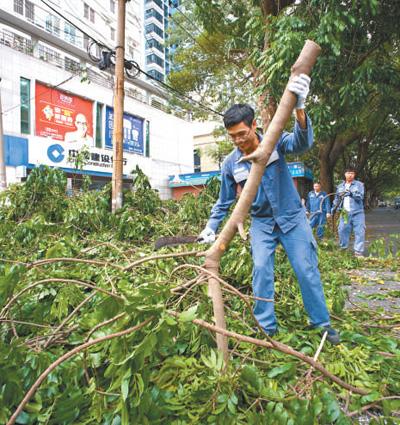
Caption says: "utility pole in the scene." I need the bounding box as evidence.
[0,78,7,191]
[111,0,127,212]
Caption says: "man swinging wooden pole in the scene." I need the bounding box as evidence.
[198,40,340,362]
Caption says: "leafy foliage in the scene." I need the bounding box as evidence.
[0,168,399,424]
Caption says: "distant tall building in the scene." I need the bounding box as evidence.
[144,0,179,82]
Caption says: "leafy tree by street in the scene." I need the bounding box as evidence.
[168,0,400,199]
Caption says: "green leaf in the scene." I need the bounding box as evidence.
[267,363,294,378]
[179,305,198,322]
[240,365,261,392]
[121,377,130,401]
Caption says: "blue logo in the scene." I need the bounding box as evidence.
[47,144,65,163]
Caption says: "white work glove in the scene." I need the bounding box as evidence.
[326,213,332,219]
[288,73,311,109]
[197,226,216,244]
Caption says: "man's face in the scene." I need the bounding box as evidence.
[75,115,88,138]
[314,183,321,192]
[345,171,355,183]
[227,120,258,155]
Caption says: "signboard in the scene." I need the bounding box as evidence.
[28,136,136,175]
[169,162,313,188]
[35,82,94,147]
[168,171,220,188]
[287,162,313,180]
[105,106,144,155]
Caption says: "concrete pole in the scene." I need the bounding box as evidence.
[111,0,126,212]
[0,79,7,191]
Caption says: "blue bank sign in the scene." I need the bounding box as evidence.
[105,106,144,155]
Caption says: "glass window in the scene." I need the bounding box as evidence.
[145,8,163,23]
[110,0,115,13]
[145,121,150,157]
[84,3,89,18]
[14,0,23,15]
[145,24,163,38]
[147,69,164,82]
[110,27,115,41]
[20,77,30,134]
[64,23,76,44]
[146,54,164,67]
[194,149,201,172]
[146,38,164,53]
[25,0,34,21]
[95,103,103,148]
[90,8,95,23]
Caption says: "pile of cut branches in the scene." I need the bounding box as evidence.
[0,167,399,424]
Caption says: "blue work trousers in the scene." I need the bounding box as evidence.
[338,211,365,254]
[309,212,326,239]
[249,215,331,333]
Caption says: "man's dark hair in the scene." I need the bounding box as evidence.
[344,167,357,174]
[223,104,254,129]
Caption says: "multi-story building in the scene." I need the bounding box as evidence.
[143,0,179,82]
[0,0,193,198]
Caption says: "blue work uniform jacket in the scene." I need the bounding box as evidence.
[306,191,331,214]
[206,116,313,234]
[332,180,364,214]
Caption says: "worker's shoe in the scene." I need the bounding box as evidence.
[253,327,277,337]
[321,326,340,345]
[306,325,340,345]
[354,251,365,258]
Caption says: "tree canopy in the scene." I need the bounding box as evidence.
[168,0,400,200]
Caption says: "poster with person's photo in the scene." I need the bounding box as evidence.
[35,82,94,147]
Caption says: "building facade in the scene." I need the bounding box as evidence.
[144,0,179,82]
[0,0,193,198]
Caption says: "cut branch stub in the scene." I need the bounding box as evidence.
[204,40,322,362]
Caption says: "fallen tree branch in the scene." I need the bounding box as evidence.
[169,312,368,395]
[7,317,154,425]
[43,293,96,348]
[123,250,205,271]
[28,257,124,270]
[0,319,53,329]
[347,396,400,418]
[1,278,124,318]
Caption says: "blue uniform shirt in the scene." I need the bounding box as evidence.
[332,180,364,214]
[306,191,331,214]
[207,116,313,234]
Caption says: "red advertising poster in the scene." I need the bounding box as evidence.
[35,82,94,145]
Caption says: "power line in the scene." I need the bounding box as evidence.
[41,0,223,117]
[40,0,113,50]
[2,73,79,116]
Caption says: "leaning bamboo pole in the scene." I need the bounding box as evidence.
[204,40,322,362]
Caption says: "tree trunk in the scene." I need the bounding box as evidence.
[319,142,335,194]
[204,41,322,363]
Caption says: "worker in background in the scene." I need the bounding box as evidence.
[306,182,331,239]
